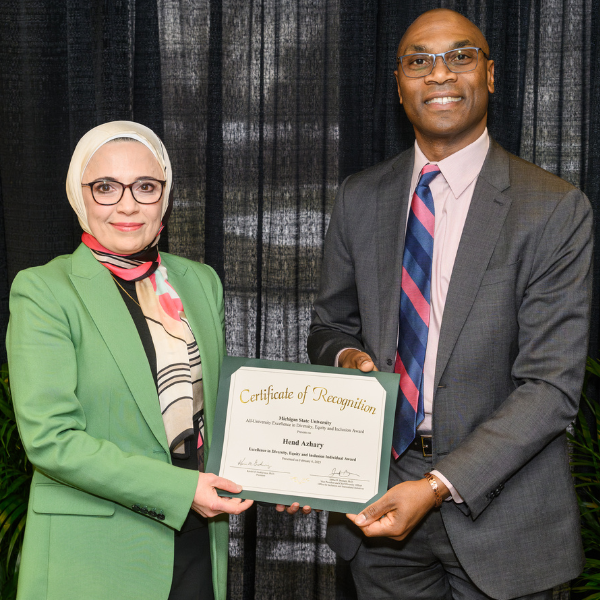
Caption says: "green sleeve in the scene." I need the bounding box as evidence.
[7,269,198,530]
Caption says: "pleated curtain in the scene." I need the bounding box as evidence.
[1,1,599,598]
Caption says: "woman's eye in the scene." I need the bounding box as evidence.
[136,181,157,193]
[94,182,115,194]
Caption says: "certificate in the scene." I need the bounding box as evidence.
[206,356,399,513]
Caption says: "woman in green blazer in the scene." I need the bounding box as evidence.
[6,121,253,600]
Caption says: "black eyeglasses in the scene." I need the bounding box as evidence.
[82,178,166,206]
[396,47,489,78]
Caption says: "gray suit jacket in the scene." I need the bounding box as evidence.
[307,140,592,600]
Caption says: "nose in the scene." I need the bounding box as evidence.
[117,187,140,214]
[424,56,458,84]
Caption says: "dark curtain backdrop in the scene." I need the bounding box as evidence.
[0,1,598,599]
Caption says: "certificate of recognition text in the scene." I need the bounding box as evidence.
[218,366,389,505]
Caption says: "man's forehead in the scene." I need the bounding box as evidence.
[404,39,475,54]
[398,11,487,54]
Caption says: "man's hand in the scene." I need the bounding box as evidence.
[191,472,254,518]
[275,502,320,515]
[346,476,449,540]
[339,349,379,372]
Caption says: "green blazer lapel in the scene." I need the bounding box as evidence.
[164,257,222,453]
[434,141,512,391]
[377,148,414,365]
[69,244,168,450]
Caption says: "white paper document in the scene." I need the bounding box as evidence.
[219,366,388,504]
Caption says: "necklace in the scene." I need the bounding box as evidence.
[112,275,141,308]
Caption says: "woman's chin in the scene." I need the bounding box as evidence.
[98,236,149,255]
[90,227,155,255]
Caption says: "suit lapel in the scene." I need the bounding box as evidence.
[433,141,512,390]
[377,149,414,365]
[69,244,168,449]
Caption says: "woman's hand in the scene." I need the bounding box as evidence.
[191,472,254,518]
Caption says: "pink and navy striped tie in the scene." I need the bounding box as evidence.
[393,164,440,459]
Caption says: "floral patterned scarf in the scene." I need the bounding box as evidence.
[82,232,205,467]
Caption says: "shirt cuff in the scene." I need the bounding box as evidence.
[431,469,464,504]
[333,348,361,367]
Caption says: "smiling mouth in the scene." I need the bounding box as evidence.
[111,223,143,231]
[425,96,462,105]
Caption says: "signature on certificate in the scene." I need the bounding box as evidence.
[238,457,272,470]
[311,467,360,479]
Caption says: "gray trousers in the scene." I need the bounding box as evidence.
[349,448,553,600]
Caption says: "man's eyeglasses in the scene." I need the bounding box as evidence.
[396,47,489,78]
[82,178,166,206]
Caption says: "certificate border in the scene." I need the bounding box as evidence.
[206,356,400,514]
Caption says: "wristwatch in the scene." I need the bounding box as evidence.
[424,472,443,508]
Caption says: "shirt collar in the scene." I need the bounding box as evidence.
[412,129,490,199]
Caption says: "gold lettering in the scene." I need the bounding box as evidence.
[312,387,328,402]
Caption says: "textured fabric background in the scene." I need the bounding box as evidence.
[0,1,598,598]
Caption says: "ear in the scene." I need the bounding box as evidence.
[394,70,403,104]
[487,60,495,94]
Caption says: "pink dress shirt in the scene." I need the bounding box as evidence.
[336,129,490,502]
[414,130,489,502]
[415,129,490,432]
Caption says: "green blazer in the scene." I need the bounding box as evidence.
[7,244,229,600]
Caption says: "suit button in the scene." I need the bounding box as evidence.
[386,359,393,366]
[157,513,165,521]
[140,506,149,514]
[132,504,140,512]
[149,510,157,518]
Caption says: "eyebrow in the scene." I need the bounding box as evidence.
[88,176,160,182]
[403,39,474,54]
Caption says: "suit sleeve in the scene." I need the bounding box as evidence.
[308,176,369,366]
[435,188,593,518]
[7,269,199,530]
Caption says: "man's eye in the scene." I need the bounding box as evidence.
[408,56,431,66]
[448,50,476,64]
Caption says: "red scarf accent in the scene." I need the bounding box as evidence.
[81,232,161,281]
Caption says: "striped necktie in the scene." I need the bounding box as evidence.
[393,164,440,459]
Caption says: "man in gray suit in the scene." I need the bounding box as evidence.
[307,8,592,600]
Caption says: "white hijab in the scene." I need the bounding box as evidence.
[66,121,172,234]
